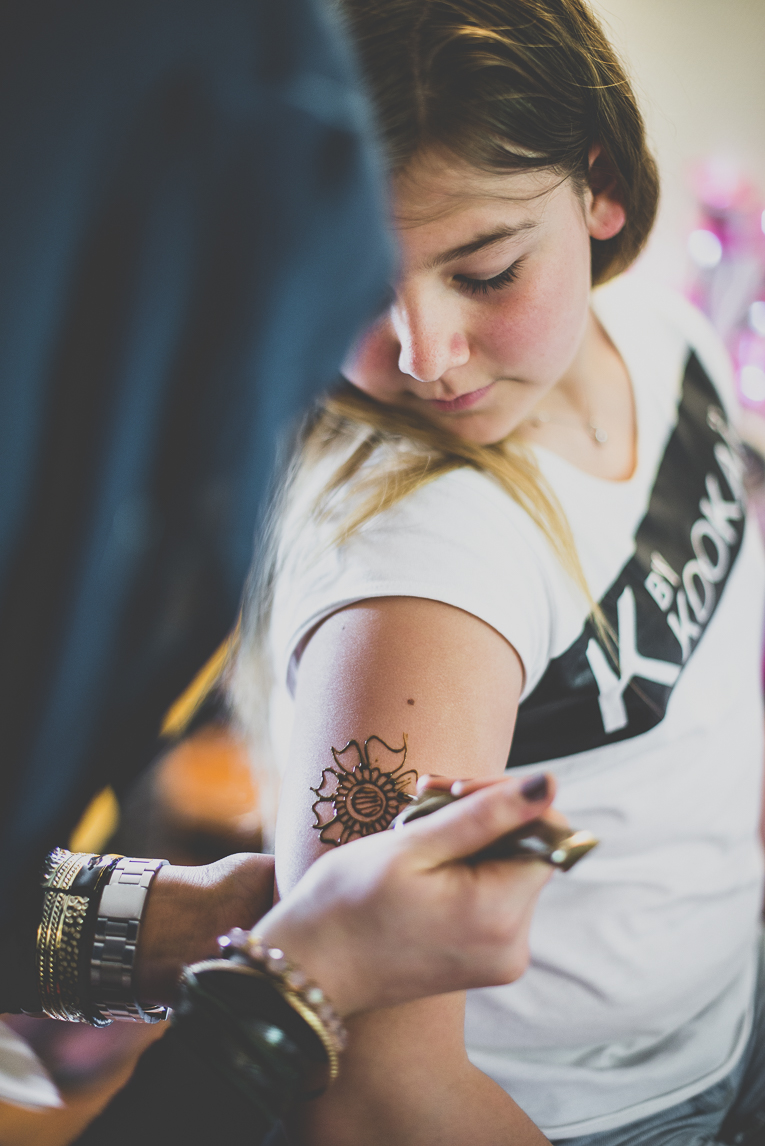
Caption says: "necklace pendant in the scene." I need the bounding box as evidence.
[590,424,608,445]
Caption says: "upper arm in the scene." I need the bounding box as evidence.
[274,594,524,896]
[273,596,536,1145]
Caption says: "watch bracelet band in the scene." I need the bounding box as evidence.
[90,856,169,1023]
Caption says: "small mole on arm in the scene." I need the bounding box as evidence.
[407,698,415,705]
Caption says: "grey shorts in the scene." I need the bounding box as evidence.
[553,938,765,1146]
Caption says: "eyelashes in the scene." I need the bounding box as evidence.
[454,258,524,297]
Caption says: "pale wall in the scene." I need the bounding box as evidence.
[588,0,765,285]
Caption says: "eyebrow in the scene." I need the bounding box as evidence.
[425,221,539,270]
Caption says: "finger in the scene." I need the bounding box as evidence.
[450,775,508,797]
[451,772,550,800]
[542,806,569,829]
[417,774,454,793]
[401,774,557,867]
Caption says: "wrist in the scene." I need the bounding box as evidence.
[214,928,347,1085]
[134,865,209,1005]
[255,904,356,1018]
[135,853,277,1005]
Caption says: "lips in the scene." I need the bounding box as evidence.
[427,382,494,413]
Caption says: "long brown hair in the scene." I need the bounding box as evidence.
[334,0,658,284]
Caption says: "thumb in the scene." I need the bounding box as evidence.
[401,774,555,867]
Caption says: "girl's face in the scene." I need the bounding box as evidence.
[343,152,626,445]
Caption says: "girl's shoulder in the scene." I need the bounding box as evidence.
[279,460,566,601]
[283,459,561,574]
[271,463,577,700]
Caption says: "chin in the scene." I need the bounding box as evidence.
[436,412,515,446]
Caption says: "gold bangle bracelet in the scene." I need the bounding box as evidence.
[37,850,95,1022]
[54,895,90,1022]
[44,851,92,892]
[217,930,347,1083]
[271,982,341,1082]
[183,958,342,1091]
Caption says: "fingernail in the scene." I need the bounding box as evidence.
[520,774,549,802]
[417,774,451,793]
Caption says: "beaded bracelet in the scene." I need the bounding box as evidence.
[217,928,347,1083]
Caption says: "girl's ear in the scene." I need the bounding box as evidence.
[586,144,627,241]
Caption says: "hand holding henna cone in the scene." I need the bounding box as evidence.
[392,788,598,871]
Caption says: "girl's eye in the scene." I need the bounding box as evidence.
[454,259,523,297]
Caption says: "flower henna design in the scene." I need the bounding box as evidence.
[311,735,418,846]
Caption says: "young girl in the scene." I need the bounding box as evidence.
[245,1,765,1142]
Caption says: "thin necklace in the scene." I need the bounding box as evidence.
[525,409,609,445]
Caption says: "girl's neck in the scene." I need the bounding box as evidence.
[517,309,637,482]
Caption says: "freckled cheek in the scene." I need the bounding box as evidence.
[484,276,588,378]
[480,300,562,376]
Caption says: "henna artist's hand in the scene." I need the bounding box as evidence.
[135,852,276,1004]
[256,773,558,1017]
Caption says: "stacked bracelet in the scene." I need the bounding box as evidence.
[37,849,122,1024]
[37,848,169,1026]
[174,932,347,1118]
[217,929,347,1081]
[175,959,335,1120]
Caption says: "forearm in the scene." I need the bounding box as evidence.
[276,598,535,1143]
[136,853,275,1004]
[294,995,548,1146]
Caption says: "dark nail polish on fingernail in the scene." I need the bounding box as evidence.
[520,774,549,802]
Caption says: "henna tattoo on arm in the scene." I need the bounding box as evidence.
[310,735,418,846]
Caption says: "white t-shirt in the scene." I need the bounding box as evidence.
[269,275,765,1138]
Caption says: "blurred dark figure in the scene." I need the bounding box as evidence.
[0,0,387,1001]
[0,0,388,1137]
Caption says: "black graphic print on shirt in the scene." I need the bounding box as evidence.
[508,353,747,768]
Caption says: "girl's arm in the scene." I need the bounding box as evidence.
[275,595,551,1146]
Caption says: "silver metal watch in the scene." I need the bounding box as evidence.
[90,857,169,1023]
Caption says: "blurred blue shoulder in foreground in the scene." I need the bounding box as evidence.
[0,0,391,932]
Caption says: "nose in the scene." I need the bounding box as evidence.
[393,291,470,384]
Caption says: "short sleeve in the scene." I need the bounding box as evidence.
[270,466,578,702]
